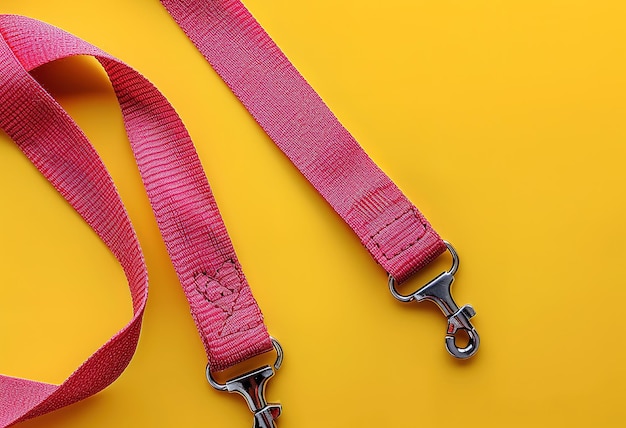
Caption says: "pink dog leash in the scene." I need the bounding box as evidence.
[1,1,480,425]
[0,14,275,427]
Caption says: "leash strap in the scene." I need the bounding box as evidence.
[159,0,479,364]
[160,0,448,283]
[159,0,479,357]
[0,14,271,426]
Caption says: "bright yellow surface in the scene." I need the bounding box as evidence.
[1,1,625,427]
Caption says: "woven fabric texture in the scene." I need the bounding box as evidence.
[161,0,447,283]
[0,14,271,426]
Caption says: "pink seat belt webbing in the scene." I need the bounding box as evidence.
[0,14,271,427]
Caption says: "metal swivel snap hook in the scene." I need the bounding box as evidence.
[388,242,480,359]
[207,338,283,428]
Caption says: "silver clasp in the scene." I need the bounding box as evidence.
[388,242,480,359]
[207,338,283,428]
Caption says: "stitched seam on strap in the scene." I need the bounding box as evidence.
[370,208,429,260]
[193,260,262,339]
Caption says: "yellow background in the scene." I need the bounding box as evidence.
[1,0,625,427]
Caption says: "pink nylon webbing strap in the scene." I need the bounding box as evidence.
[0,19,148,426]
[160,0,448,283]
[160,0,482,365]
[0,14,271,426]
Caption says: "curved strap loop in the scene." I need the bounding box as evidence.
[0,18,148,425]
[0,14,271,426]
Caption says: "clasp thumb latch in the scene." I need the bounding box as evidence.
[444,303,479,359]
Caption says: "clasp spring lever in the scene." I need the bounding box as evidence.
[388,242,480,359]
